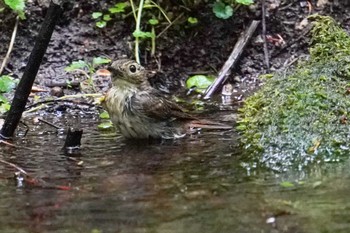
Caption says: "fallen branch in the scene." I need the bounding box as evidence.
[0,1,65,139]
[204,20,260,99]
[0,16,19,75]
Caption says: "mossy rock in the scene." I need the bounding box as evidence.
[237,15,350,170]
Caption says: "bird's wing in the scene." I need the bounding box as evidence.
[133,91,194,120]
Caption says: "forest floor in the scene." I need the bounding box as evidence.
[1,0,350,104]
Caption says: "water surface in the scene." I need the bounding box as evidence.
[0,115,349,233]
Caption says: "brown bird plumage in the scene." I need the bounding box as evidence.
[102,59,231,139]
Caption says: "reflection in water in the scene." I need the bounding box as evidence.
[0,117,349,232]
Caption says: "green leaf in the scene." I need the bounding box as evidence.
[93,57,111,67]
[0,102,10,114]
[0,94,8,103]
[235,0,254,5]
[4,0,24,12]
[4,0,24,11]
[64,60,88,72]
[280,181,295,188]
[0,8,5,13]
[148,18,159,25]
[0,75,16,93]
[96,21,107,28]
[4,0,25,19]
[103,14,112,21]
[213,2,233,19]
[0,92,11,115]
[188,17,198,24]
[92,12,102,19]
[186,75,215,93]
[99,111,110,119]
[98,121,114,130]
[132,30,155,39]
[109,2,128,13]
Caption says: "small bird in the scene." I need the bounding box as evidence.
[102,59,232,139]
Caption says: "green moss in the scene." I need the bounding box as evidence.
[238,16,350,170]
[309,15,350,63]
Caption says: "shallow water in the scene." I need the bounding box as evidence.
[0,115,350,233]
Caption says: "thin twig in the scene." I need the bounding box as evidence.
[24,93,103,114]
[129,0,137,21]
[38,118,61,129]
[204,20,260,99]
[45,80,80,88]
[157,12,184,38]
[26,93,103,111]
[261,0,270,72]
[0,157,28,175]
[0,139,16,147]
[19,121,29,137]
[0,16,19,75]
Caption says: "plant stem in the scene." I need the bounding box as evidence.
[129,0,137,21]
[149,1,171,23]
[0,16,19,75]
[135,0,145,64]
[151,26,156,56]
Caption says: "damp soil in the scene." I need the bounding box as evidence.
[1,0,349,98]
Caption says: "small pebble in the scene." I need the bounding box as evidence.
[50,86,64,97]
[266,217,276,224]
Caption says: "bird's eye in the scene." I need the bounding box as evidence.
[129,65,137,73]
